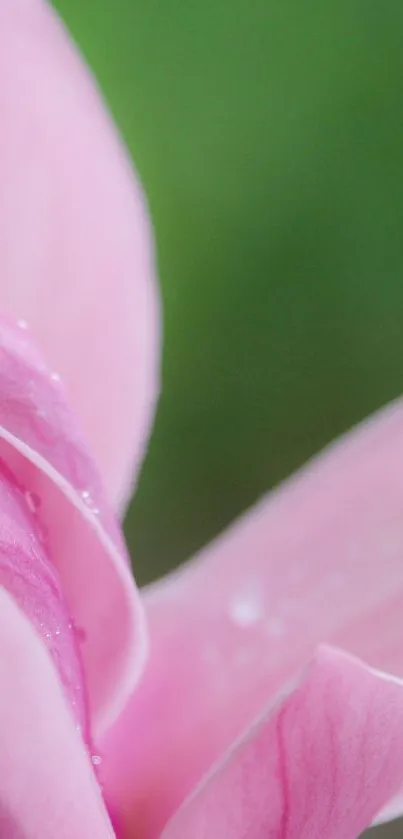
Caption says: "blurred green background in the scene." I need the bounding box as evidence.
[53,3,403,835]
[53,0,403,583]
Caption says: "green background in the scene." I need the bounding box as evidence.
[52,3,403,834]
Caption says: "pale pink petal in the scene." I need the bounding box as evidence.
[0,587,115,838]
[0,317,146,737]
[374,795,403,825]
[161,647,403,839]
[0,0,160,509]
[103,399,403,834]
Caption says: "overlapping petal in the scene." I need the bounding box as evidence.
[2,7,402,839]
[161,647,403,839]
[0,453,87,734]
[0,317,146,736]
[0,0,160,510]
[103,400,403,835]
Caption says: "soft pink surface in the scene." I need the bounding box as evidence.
[0,0,160,510]
[0,456,87,735]
[103,399,403,836]
[0,586,114,838]
[0,317,146,736]
[161,647,403,839]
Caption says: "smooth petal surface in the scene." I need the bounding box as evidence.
[0,317,146,736]
[161,647,403,839]
[103,399,403,835]
[0,0,160,509]
[0,587,114,839]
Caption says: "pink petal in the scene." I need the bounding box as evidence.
[0,586,114,838]
[0,455,87,736]
[161,647,403,839]
[0,0,160,509]
[0,316,146,736]
[102,399,403,835]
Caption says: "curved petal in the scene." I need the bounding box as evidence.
[161,647,403,839]
[0,0,160,509]
[0,317,146,737]
[103,399,403,835]
[0,454,87,736]
[0,587,114,838]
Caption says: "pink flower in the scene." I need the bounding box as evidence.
[1,1,403,837]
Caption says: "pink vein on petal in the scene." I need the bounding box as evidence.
[161,648,403,839]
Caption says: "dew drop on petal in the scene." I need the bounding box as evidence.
[228,593,262,627]
[24,490,41,514]
[80,489,100,516]
[91,755,102,766]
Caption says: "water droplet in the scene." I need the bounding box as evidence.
[80,490,100,516]
[24,490,41,514]
[228,593,262,627]
[17,319,28,330]
[55,628,61,637]
[91,755,102,766]
[44,632,52,641]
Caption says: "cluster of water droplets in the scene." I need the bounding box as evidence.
[227,580,287,641]
[39,620,61,645]
[17,316,61,387]
[80,489,100,517]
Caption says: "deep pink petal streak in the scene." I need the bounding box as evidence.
[0,0,160,510]
[0,456,87,735]
[103,400,403,835]
[0,316,146,737]
[161,648,403,839]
